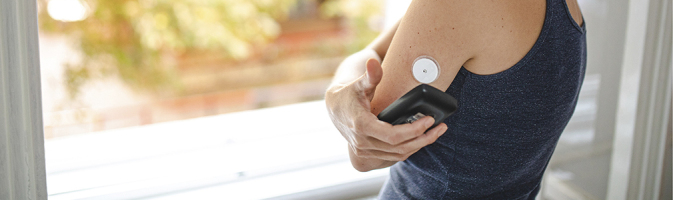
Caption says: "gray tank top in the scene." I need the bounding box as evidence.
[380,0,587,199]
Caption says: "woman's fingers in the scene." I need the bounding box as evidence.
[327,58,447,162]
[351,121,446,155]
[352,124,447,162]
[355,114,434,145]
[352,148,415,162]
[391,123,447,154]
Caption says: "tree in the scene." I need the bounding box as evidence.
[39,0,298,99]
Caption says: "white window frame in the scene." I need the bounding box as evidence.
[607,0,672,199]
[0,0,48,199]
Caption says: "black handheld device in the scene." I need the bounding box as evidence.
[376,84,458,128]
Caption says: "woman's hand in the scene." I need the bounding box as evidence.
[325,58,448,172]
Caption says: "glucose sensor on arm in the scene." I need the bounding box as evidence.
[412,56,440,84]
[377,55,457,129]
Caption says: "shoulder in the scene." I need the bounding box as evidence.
[370,0,546,114]
[401,0,547,75]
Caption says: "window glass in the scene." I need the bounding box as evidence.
[39,0,384,198]
[39,0,384,138]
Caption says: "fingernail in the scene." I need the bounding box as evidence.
[425,118,434,128]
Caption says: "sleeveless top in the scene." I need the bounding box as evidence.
[379,0,587,199]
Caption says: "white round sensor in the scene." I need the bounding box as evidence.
[412,56,439,83]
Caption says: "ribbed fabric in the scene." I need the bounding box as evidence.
[379,0,587,199]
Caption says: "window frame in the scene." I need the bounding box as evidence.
[0,0,48,199]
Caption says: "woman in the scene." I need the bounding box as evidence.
[325,0,585,199]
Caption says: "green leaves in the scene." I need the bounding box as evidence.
[38,0,382,100]
[39,0,298,99]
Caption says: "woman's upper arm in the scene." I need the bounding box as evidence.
[370,0,477,115]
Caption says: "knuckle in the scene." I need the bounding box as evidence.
[351,138,361,148]
[352,148,364,157]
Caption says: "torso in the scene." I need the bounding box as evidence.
[379,0,587,199]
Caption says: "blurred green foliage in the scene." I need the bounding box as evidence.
[38,0,382,100]
[39,0,297,99]
[321,0,383,54]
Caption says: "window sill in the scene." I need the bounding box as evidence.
[46,100,387,199]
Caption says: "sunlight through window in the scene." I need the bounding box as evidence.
[47,0,88,22]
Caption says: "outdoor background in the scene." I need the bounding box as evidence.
[39,0,383,138]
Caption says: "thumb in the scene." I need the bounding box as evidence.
[363,58,382,99]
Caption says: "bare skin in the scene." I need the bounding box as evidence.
[326,0,583,172]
